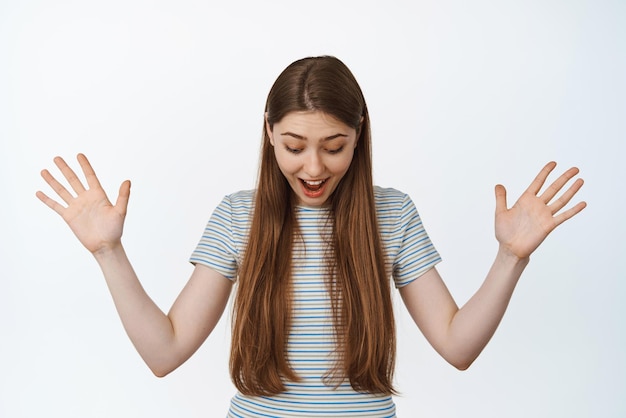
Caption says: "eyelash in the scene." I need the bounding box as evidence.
[285,146,302,154]
[327,146,344,155]
[285,146,344,155]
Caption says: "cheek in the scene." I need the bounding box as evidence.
[274,149,299,175]
[329,151,355,174]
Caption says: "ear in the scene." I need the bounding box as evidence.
[265,112,275,146]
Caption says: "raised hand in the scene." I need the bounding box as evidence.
[36,154,131,254]
[494,161,586,260]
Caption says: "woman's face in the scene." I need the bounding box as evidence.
[267,111,359,207]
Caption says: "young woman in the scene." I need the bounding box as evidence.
[36,56,586,417]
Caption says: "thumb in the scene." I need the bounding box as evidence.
[494,184,507,215]
[115,180,131,216]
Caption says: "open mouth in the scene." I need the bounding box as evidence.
[299,178,328,197]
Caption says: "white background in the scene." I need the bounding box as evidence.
[1,1,624,417]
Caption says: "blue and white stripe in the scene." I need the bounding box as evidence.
[190,187,441,417]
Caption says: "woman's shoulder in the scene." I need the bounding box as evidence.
[225,189,256,202]
[373,186,423,220]
[373,186,411,206]
[212,189,255,219]
[218,189,255,208]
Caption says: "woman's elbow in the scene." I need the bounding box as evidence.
[151,368,171,378]
[452,360,472,371]
[147,359,178,378]
[143,346,190,378]
[445,353,476,371]
[148,366,173,378]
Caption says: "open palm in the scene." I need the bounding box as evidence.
[36,154,131,254]
[494,162,586,260]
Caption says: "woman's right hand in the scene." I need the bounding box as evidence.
[36,153,131,254]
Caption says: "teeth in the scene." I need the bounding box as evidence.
[304,180,324,185]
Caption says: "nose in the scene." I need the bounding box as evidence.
[304,150,324,178]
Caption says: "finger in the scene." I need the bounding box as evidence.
[35,190,66,215]
[40,168,75,204]
[54,156,86,194]
[494,184,508,215]
[539,166,581,204]
[548,177,584,214]
[76,153,103,190]
[114,180,131,216]
[526,161,557,196]
[553,201,587,227]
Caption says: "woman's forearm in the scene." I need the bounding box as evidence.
[445,247,529,369]
[93,244,178,375]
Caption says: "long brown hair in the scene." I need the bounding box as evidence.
[230,56,396,396]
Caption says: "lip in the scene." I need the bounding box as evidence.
[299,178,328,184]
[299,178,329,199]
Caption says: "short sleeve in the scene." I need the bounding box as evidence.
[376,187,441,288]
[189,194,245,281]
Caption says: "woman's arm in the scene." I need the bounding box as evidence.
[37,154,232,376]
[95,247,232,377]
[399,162,586,370]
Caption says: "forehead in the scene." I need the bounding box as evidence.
[275,111,352,133]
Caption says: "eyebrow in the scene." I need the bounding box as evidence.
[280,132,348,141]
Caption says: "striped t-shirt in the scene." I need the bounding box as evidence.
[190,186,441,417]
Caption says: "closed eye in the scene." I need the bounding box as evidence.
[285,146,303,154]
[327,146,344,155]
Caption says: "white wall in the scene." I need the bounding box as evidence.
[1,1,624,417]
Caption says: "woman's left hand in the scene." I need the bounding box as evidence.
[494,161,586,260]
